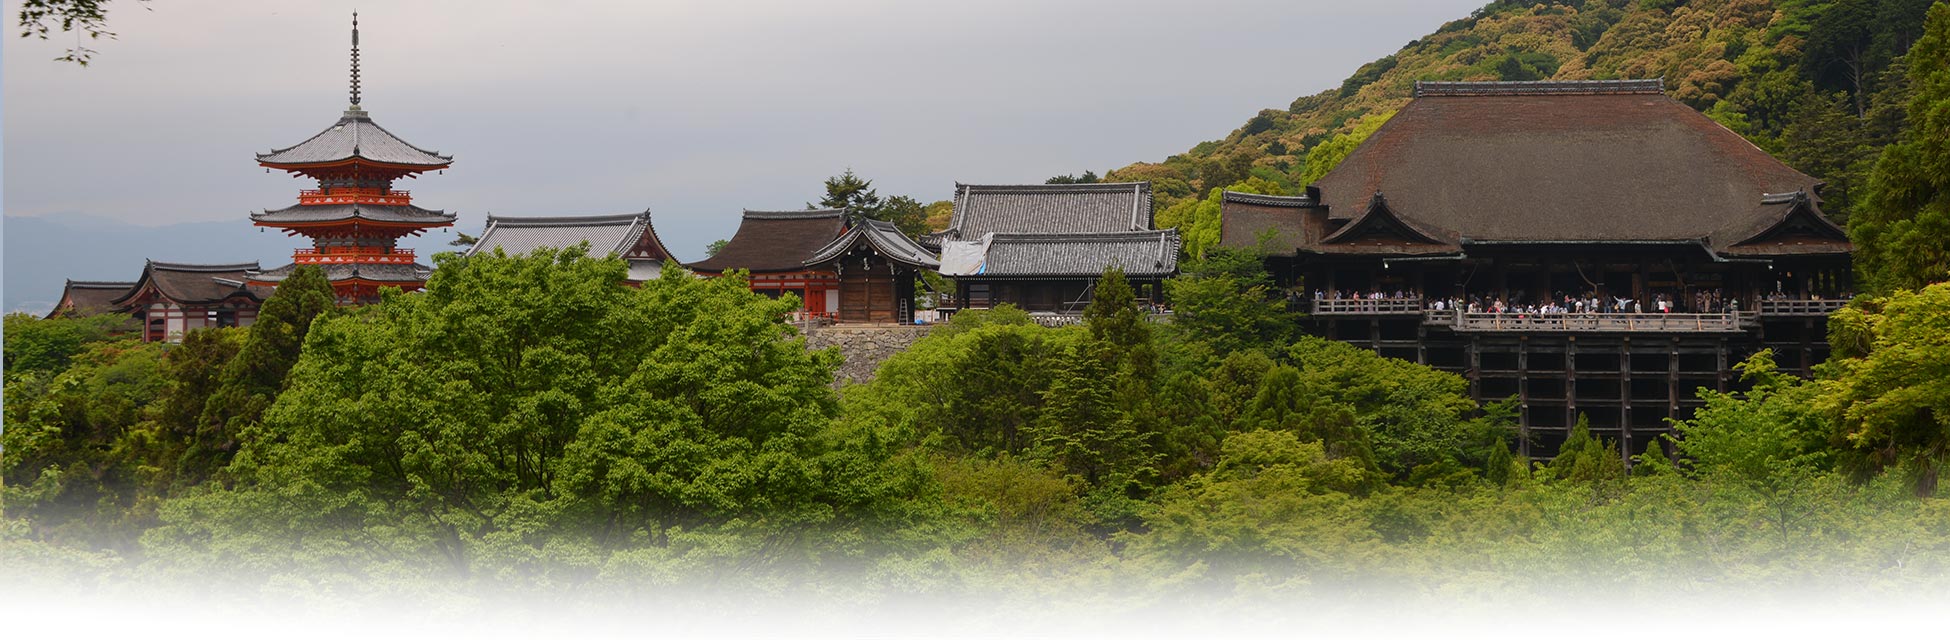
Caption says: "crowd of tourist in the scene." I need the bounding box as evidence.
[1303,288,1850,316]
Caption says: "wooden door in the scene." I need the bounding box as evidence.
[839,279,870,322]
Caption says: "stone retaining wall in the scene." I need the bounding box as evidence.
[800,324,935,386]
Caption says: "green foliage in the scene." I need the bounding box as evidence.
[704,239,729,257]
[142,249,924,580]
[1852,2,1950,292]
[1163,247,1295,359]
[3,312,126,380]
[200,265,335,439]
[1297,110,1393,187]
[1547,415,1628,486]
[1045,170,1099,184]
[1818,284,1950,495]
[813,169,931,237]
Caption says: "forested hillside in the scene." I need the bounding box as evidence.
[7,0,1950,611]
[1117,0,1936,256]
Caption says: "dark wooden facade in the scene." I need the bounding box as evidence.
[1220,80,1855,462]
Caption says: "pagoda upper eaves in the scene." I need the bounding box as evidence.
[255,110,453,171]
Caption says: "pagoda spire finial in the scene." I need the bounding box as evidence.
[348,11,362,109]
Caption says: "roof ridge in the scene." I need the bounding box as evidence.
[956,181,1151,193]
[1222,190,1316,206]
[148,260,263,271]
[743,208,846,219]
[66,280,137,287]
[485,212,649,226]
[987,230,1176,242]
[1413,78,1665,97]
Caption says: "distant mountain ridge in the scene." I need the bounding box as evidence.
[3,215,463,315]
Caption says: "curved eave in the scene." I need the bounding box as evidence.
[252,217,456,230]
[258,158,452,173]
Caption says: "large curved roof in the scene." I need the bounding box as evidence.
[257,108,452,167]
[687,209,847,273]
[1310,80,1824,247]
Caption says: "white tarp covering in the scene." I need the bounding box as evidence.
[937,235,992,276]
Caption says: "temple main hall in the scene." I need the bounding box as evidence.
[1219,79,1853,460]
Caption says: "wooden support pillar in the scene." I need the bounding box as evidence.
[1369,318,1382,354]
[1518,336,1531,459]
[1716,337,1730,393]
[1619,338,1633,467]
[1565,336,1578,446]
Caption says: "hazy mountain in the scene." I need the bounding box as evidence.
[3,214,469,315]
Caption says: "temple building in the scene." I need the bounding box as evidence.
[688,209,937,323]
[930,182,1180,311]
[246,13,455,303]
[46,280,138,319]
[803,218,940,324]
[467,211,679,283]
[105,261,264,342]
[1219,79,1854,461]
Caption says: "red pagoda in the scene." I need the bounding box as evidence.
[247,13,455,303]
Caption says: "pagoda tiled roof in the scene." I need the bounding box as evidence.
[256,108,452,167]
[248,262,430,285]
[687,209,847,273]
[110,261,262,308]
[1308,79,1828,248]
[939,182,1154,243]
[940,230,1179,278]
[804,219,939,269]
[253,203,456,225]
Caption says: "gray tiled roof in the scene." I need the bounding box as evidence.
[110,261,263,307]
[945,230,1180,278]
[48,280,137,318]
[253,203,456,224]
[468,212,654,257]
[943,182,1154,241]
[804,219,940,268]
[248,262,431,284]
[1221,191,1316,208]
[257,109,452,167]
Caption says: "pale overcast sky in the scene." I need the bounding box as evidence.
[4,0,1484,260]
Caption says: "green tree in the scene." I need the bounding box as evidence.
[3,312,126,380]
[814,168,883,221]
[1298,111,1394,187]
[144,249,923,581]
[1820,284,1950,496]
[17,0,117,65]
[705,238,730,257]
[199,265,336,441]
[1852,3,1950,292]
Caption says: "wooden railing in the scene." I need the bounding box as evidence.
[1027,312,1175,328]
[1756,299,1849,316]
[1425,311,1749,333]
[292,247,417,265]
[297,188,413,206]
[1310,298,1425,315]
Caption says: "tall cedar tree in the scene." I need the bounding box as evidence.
[1853,3,1950,292]
[200,265,336,441]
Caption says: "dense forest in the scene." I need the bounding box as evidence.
[7,0,1950,604]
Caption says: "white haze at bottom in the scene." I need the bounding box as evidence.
[0,579,1943,639]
